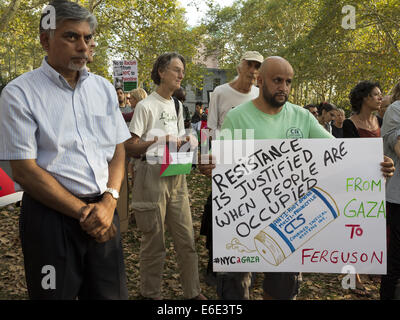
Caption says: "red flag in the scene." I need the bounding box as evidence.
[160,144,173,176]
[0,168,15,197]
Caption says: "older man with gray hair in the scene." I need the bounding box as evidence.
[207,51,264,139]
[200,51,263,290]
[0,1,130,299]
[125,52,205,300]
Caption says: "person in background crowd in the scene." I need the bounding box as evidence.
[381,80,400,300]
[192,101,203,122]
[86,37,96,71]
[125,52,205,300]
[317,102,337,133]
[202,51,263,289]
[123,88,147,124]
[207,51,263,139]
[117,87,133,126]
[200,108,208,131]
[129,88,147,108]
[118,88,148,232]
[378,95,391,126]
[191,102,204,142]
[125,88,148,190]
[173,87,191,129]
[343,81,383,138]
[125,92,131,105]
[304,104,319,119]
[114,91,131,234]
[332,108,345,138]
[0,0,130,299]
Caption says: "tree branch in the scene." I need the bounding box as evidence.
[0,0,22,33]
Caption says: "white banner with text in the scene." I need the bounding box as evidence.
[211,138,386,274]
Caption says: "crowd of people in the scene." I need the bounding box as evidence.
[0,0,399,301]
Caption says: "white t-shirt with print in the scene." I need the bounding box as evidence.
[129,91,185,157]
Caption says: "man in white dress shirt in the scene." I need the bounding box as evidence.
[0,1,130,299]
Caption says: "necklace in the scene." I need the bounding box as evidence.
[353,115,377,131]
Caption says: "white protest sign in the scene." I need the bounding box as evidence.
[112,60,138,92]
[212,138,386,274]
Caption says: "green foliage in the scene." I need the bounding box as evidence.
[203,0,400,111]
[0,0,206,88]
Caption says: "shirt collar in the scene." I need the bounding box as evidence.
[40,57,90,89]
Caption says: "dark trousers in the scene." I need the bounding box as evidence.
[200,193,213,274]
[19,193,128,300]
[380,202,400,299]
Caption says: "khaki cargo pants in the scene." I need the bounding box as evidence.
[132,160,200,299]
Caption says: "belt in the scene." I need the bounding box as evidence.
[77,194,103,204]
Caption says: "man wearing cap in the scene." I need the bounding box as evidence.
[201,51,263,292]
[207,51,264,139]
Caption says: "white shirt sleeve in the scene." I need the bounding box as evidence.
[207,91,218,139]
[382,101,400,150]
[129,101,147,138]
[0,84,38,160]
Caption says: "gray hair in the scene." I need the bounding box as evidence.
[151,52,186,85]
[39,1,97,36]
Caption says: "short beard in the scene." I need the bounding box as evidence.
[68,59,87,71]
[262,84,287,108]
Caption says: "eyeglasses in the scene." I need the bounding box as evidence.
[167,67,185,76]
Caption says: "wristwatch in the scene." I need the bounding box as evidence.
[104,188,120,200]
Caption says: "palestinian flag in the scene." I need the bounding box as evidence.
[160,145,193,177]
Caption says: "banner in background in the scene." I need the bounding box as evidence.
[113,60,138,92]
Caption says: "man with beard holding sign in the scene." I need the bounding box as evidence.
[199,56,395,300]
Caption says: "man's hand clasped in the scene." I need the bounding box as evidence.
[79,198,117,243]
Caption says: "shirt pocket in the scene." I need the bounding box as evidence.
[91,114,116,150]
[86,92,114,116]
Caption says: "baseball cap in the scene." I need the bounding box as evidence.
[241,51,264,64]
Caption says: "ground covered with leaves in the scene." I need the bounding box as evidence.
[0,169,382,300]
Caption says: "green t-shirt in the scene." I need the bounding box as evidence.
[220,100,333,140]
